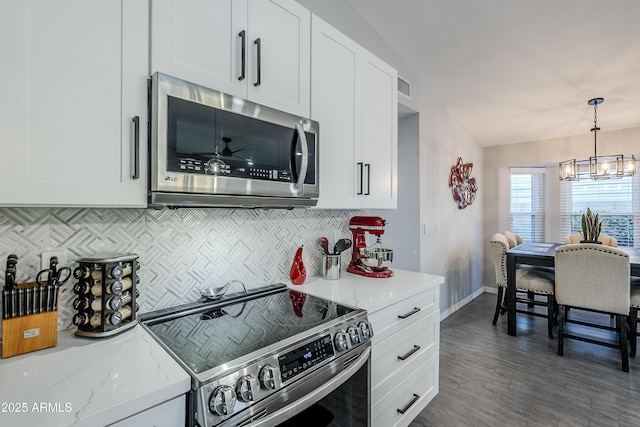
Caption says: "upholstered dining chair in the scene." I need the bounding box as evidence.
[502,230,523,248]
[565,233,618,247]
[490,232,556,338]
[628,280,640,358]
[555,244,631,372]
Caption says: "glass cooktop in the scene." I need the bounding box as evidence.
[141,285,355,374]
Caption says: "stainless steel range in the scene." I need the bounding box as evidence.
[140,283,372,427]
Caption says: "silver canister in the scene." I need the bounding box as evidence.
[321,254,341,280]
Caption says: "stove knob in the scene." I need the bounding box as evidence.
[334,331,349,352]
[236,374,259,402]
[347,326,361,345]
[209,385,237,416]
[259,365,277,390]
[359,321,372,339]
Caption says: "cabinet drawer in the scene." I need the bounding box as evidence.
[371,353,439,427]
[110,395,185,427]
[371,309,439,402]
[369,287,437,343]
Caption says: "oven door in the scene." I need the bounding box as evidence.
[240,345,370,427]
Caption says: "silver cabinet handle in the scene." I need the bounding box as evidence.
[238,30,246,81]
[397,345,420,361]
[397,393,420,415]
[398,307,420,319]
[132,116,140,180]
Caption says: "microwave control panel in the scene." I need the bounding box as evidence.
[170,157,293,183]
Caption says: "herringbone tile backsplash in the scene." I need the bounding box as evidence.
[0,207,361,333]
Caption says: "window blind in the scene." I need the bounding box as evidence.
[560,168,639,247]
[510,170,545,242]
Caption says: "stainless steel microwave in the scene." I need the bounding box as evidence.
[149,72,319,208]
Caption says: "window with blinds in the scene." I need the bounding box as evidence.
[510,170,545,242]
[560,173,639,247]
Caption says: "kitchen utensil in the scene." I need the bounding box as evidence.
[36,257,71,287]
[5,254,18,289]
[333,238,352,255]
[318,237,329,255]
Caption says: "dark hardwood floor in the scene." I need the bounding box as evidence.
[409,292,640,426]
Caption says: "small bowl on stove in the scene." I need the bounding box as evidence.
[200,280,247,300]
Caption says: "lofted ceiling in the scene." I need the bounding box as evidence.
[346,0,640,147]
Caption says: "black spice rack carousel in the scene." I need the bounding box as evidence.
[72,253,140,338]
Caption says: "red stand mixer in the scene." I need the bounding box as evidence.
[347,216,394,278]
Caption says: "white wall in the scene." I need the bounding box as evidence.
[372,113,421,272]
[298,0,486,310]
[483,126,640,288]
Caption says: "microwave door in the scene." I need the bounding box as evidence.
[291,123,309,197]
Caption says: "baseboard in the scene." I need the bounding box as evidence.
[483,286,498,295]
[440,287,487,321]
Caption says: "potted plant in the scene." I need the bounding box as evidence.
[580,207,602,243]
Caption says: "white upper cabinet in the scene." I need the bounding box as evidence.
[311,15,397,209]
[311,15,362,209]
[151,0,310,117]
[361,50,398,209]
[0,0,149,207]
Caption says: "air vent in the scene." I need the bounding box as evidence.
[397,76,411,99]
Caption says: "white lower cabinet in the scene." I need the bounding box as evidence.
[371,353,439,427]
[109,395,185,427]
[369,287,440,427]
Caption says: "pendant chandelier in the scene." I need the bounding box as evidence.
[559,98,635,181]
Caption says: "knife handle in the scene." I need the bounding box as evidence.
[2,290,8,319]
[17,288,24,317]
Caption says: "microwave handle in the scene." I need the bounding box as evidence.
[293,123,309,195]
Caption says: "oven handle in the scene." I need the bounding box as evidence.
[292,122,309,196]
[248,345,370,427]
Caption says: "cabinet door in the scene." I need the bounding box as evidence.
[150,0,248,98]
[247,0,310,117]
[311,15,361,209]
[0,0,148,207]
[361,50,398,209]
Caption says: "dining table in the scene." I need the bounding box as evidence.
[505,242,640,336]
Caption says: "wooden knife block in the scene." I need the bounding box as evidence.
[2,282,59,358]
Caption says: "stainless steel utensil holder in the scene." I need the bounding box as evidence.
[72,253,139,338]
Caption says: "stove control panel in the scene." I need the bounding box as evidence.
[278,334,334,382]
[197,314,373,427]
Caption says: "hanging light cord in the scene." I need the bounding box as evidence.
[591,100,600,157]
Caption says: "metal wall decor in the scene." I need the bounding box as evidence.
[449,157,477,209]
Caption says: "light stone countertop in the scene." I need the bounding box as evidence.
[288,268,445,313]
[0,269,443,426]
[0,325,190,427]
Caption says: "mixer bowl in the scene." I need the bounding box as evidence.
[359,247,393,268]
